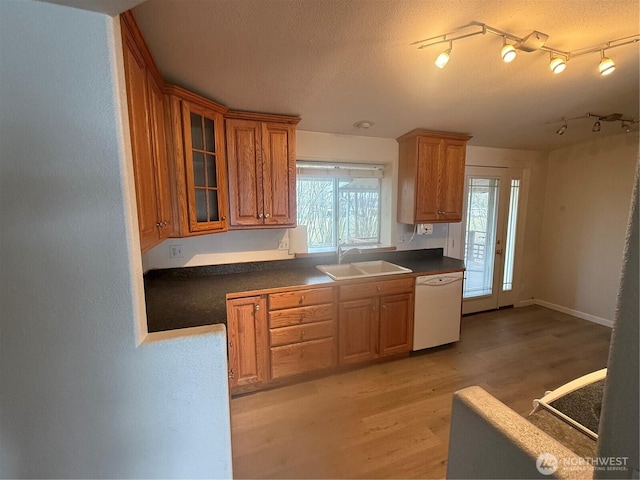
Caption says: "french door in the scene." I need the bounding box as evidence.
[461,166,523,314]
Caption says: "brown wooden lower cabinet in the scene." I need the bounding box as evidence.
[379,293,414,356]
[227,278,415,395]
[226,295,268,390]
[338,298,379,364]
[338,278,414,365]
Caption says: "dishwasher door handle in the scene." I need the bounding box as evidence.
[416,276,463,287]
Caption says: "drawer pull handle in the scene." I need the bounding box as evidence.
[299,295,305,304]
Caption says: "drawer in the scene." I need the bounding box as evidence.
[269,287,334,310]
[270,320,334,347]
[340,277,414,301]
[269,303,334,329]
[270,337,335,380]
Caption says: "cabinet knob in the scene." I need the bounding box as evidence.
[255,304,261,311]
[258,213,264,219]
[438,210,446,215]
[299,295,305,305]
[221,216,227,221]
[228,340,233,348]
[264,213,271,219]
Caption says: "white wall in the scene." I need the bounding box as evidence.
[536,133,639,325]
[0,2,232,477]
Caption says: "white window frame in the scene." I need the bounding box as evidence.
[296,161,384,252]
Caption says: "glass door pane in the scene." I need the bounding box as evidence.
[463,177,499,299]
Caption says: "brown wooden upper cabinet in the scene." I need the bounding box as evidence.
[165,86,229,235]
[120,13,173,252]
[225,112,300,228]
[397,130,472,224]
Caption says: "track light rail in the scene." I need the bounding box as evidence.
[413,22,639,68]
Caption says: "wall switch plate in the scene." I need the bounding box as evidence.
[169,244,184,259]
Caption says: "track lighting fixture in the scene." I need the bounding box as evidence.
[556,120,568,136]
[501,38,517,62]
[598,51,616,76]
[413,22,639,76]
[551,112,638,136]
[549,55,566,74]
[435,42,452,68]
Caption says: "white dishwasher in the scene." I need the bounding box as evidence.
[413,271,464,351]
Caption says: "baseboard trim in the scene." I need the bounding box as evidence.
[533,300,614,328]
[517,299,536,307]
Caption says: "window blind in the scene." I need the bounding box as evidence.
[296,161,384,179]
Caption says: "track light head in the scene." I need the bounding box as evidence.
[598,51,615,76]
[501,39,516,63]
[556,122,568,135]
[435,42,452,68]
[501,44,516,63]
[592,120,601,132]
[549,56,566,74]
[621,122,632,133]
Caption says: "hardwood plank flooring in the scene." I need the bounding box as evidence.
[230,306,611,479]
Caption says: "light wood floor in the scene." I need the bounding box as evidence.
[230,306,611,479]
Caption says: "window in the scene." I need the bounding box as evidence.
[296,161,383,251]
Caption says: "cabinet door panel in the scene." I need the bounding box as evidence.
[147,74,172,240]
[438,140,466,222]
[226,119,263,226]
[262,123,296,226]
[379,293,414,356]
[415,137,441,222]
[122,37,158,251]
[183,104,228,232]
[338,298,378,364]
[227,296,268,388]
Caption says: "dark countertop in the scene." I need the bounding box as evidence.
[144,248,465,332]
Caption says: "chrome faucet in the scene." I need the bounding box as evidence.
[338,244,361,264]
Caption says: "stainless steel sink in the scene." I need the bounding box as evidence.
[316,260,412,280]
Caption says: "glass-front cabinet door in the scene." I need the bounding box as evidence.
[181,103,228,233]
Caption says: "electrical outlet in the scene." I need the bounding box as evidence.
[417,224,433,235]
[278,235,289,251]
[169,244,184,259]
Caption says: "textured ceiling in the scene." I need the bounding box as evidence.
[134,1,638,150]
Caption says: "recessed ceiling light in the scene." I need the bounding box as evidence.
[353,120,375,129]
